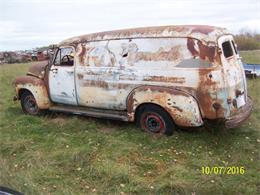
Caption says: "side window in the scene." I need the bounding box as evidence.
[54,49,61,65]
[231,40,238,54]
[222,41,233,58]
[54,47,74,66]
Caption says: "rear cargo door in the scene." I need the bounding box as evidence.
[218,35,247,115]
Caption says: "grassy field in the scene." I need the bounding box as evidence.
[240,50,260,64]
[0,52,259,195]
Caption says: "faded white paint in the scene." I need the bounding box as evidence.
[14,26,252,129]
[49,46,77,105]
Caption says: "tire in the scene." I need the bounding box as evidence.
[32,56,38,61]
[136,104,175,136]
[20,91,41,115]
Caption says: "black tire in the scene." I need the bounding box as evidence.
[20,91,41,115]
[136,104,175,136]
[32,56,38,61]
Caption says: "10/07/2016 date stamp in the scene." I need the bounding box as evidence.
[201,166,245,175]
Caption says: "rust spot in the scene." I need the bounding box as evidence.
[232,99,237,108]
[78,44,86,65]
[235,89,244,98]
[136,46,181,62]
[213,102,221,110]
[143,76,185,84]
[89,56,102,67]
[187,38,217,63]
[191,25,215,34]
[225,97,253,129]
[197,41,215,62]
[85,70,102,76]
[127,85,190,118]
[116,83,131,90]
[187,38,199,56]
[119,74,136,80]
[59,25,228,46]
[82,46,116,67]
[14,76,45,86]
[196,68,225,119]
[27,61,48,77]
[82,80,109,89]
[77,73,83,80]
[171,105,183,112]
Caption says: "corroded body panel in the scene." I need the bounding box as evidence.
[126,86,203,126]
[74,35,222,126]
[59,25,228,46]
[14,76,50,109]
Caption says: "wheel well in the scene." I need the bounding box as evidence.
[18,89,32,100]
[135,103,172,122]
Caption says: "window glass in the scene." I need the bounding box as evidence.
[54,47,74,66]
[222,41,233,58]
[54,49,61,65]
[231,40,238,54]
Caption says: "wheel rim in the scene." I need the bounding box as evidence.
[142,112,166,133]
[24,96,38,114]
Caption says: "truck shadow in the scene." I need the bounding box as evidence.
[43,110,233,136]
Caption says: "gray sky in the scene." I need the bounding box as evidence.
[0,0,259,51]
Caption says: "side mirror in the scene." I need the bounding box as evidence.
[47,45,58,66]
[48,44,58,50]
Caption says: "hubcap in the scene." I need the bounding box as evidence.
[142,113,165,133]
[24,96,38,114]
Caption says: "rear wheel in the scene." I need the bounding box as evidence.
[20,91,41,115]
[136,104,175,136]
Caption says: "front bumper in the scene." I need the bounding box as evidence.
[225,96,253,129]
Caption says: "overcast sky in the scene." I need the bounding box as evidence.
[0,0,259,51]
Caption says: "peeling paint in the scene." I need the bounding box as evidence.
[14,76,51,109]
[14,25,252,129]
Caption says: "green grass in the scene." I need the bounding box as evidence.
[240,50,260,64]
[0,54,260,194]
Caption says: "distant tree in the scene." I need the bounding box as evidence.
[234,28,260,50]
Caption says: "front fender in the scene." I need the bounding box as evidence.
[127,85,203,127]
[14,76,51,109]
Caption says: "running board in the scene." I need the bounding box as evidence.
[49,105,129,121]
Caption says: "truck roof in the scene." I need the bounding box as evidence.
[59,25,230,46]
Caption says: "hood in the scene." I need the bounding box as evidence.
[27,60,48,78]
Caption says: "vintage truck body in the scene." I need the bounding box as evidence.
[13,25,253,135]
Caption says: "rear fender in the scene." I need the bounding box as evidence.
[127,85,203,127]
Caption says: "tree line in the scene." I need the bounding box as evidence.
[234,29,260,51]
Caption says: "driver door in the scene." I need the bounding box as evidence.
[49,46,77,105]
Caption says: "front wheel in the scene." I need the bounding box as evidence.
[20,91,41,115]
[136,104,175,136]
